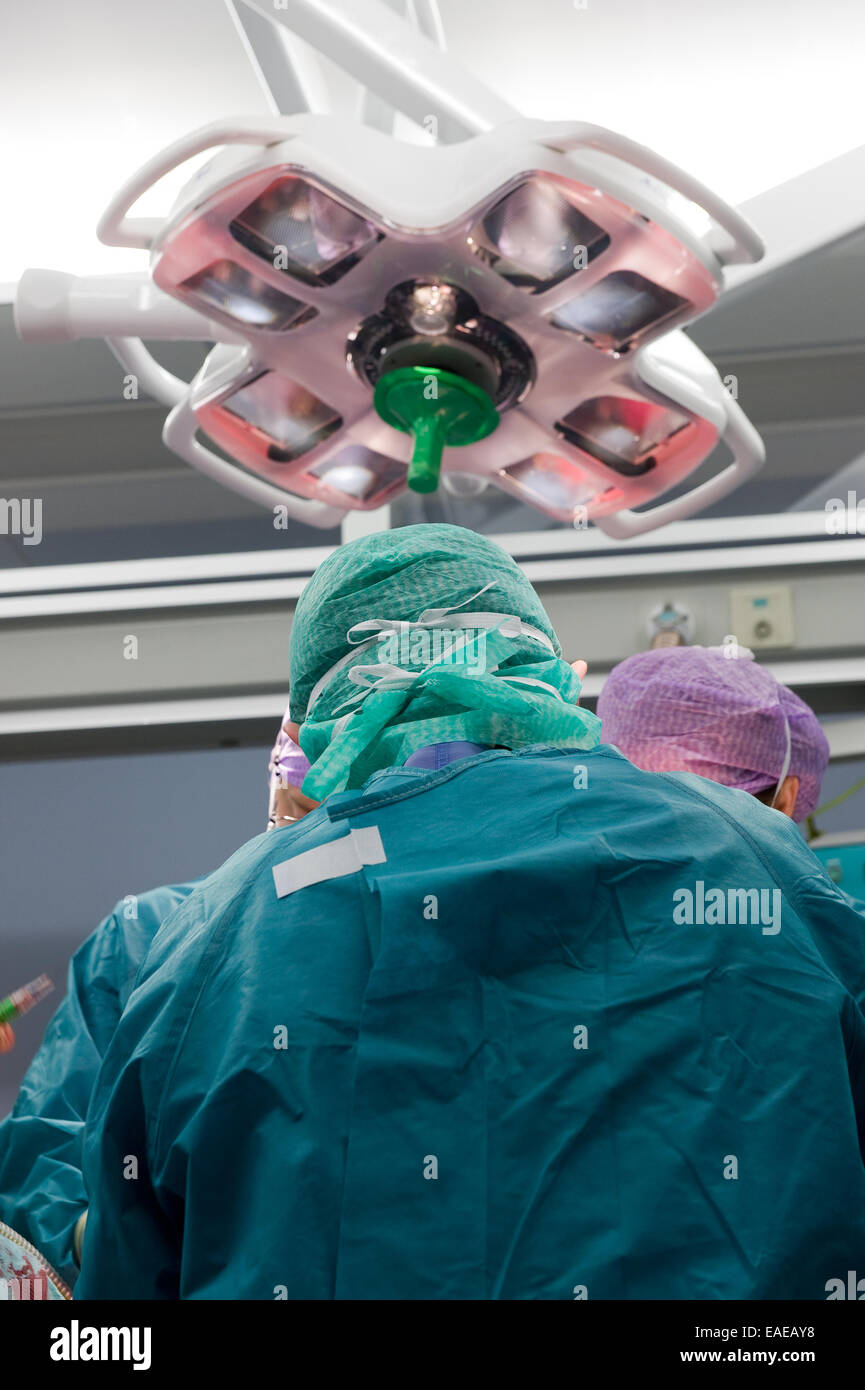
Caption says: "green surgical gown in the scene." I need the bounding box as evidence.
[0,881,196,1285]
[76,748,865,1299]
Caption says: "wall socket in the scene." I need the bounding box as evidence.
[729,585,795,649]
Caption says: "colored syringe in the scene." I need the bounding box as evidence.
[0,975,54,1026]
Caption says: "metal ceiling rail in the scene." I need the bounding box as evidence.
[1,534,863,621]
[0,545,333,596]
[3,660,863,744]
[0,694,288,736]
[519,537,865,585]
[0,513,849,598]
[727,142,865,299]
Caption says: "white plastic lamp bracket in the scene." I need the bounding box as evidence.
[97,118,299,249]
[106,337,188,408]
[93,120,300,410]
[539,122,764,268]
[594,392,765,540]
[162,392,347,528]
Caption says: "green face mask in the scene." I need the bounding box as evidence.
[297,586,601,798]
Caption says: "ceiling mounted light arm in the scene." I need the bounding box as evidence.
[594,393,764,539]
[357,0,448,135]
[97,119,298,249]
[357,0,407,136]
[357,0,411,135]
[241,0,517,142]
[409,0,447,51]
[14,268,243,405]
[724,142,865,299]
[14,267,237,349]
[226,0,330,117]
[541,122,764,267]
[163,393,347,527]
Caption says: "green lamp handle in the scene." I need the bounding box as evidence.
[408,415,447,493]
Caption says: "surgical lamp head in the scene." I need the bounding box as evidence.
[14,113,764,538]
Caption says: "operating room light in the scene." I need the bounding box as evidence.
[498,453,605,519]
[556,396,691,476]
[407,283,460,336]
[308,446,408,504]
[180,259,317,331]
[14,108,765,535]
[552,270,688,349]
[217,372,342,460]
[470,177,610,292]
[229,176,383,287]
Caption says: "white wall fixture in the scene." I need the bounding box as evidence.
[729,584,796,650]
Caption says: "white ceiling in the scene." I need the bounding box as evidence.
[441,0,865,202]
[3,0,865,293]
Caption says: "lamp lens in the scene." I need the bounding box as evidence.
[308,446,407,501]
[181,259,316,331]
[552,270,687,346]
[556,396,689,474]
[221,372,341,460]
[230,177,383,287]
[471,178,609,293]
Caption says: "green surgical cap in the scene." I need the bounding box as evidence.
[289,523,601,796]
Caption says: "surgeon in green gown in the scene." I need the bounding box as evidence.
[0,885,195,1287]
[0,710,310,1288]
[76,524,865,1300]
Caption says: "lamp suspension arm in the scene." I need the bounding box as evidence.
[226,0,331,117]
[239,0,518,142]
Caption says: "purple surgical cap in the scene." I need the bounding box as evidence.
[597,645,829,821]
